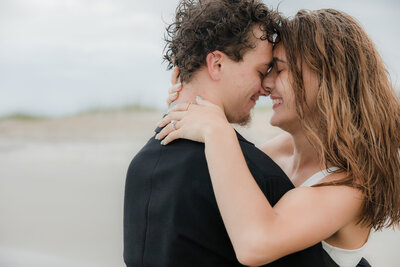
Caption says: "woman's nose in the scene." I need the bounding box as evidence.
[262,71,276,95]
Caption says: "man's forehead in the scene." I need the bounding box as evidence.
[255,41,273,63]
[242,34,273,65]
[258,60,273,68]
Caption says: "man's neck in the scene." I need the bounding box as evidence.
[174,82,200,103]
[173,74,224,109]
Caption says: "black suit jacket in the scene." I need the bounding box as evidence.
[124,126,338,267]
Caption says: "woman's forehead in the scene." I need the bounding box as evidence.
[272,43,286,61]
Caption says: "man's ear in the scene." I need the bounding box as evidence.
[206,51,224,81]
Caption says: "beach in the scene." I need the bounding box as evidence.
[0,109,399,267]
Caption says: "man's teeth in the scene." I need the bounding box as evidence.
[272,99,283,105]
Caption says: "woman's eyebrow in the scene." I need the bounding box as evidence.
[260,59,273,67]
[273,57,287,64]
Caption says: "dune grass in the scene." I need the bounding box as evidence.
[0,113,46,121]
[0,104,161,121]
[78,104,159,115]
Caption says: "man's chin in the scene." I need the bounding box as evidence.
[237,115,252,126]
[226,109,252,126]
[229,113,252,126]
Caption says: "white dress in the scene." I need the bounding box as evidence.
[300,167,370,267]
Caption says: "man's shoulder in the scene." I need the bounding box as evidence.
[127,135,208,177]
[238,135,286,178]
[132,133,204,159]
[236,132,294,205]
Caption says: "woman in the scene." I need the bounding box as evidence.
[157,9,400,266]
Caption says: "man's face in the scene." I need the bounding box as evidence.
[219,27,273,125]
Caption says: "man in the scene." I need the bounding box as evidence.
[124,0,336,266]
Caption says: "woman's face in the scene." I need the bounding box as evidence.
[263,43,319,133]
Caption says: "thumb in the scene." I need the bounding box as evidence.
[171,67,181,85]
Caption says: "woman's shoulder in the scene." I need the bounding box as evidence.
[259,132,293,160]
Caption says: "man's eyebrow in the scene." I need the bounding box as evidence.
[261,61,273,67]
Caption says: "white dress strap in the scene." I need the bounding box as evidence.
[321,240,367,267]
[300,166,371,266]
[300,167,340,187]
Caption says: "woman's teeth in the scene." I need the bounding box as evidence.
[272,99,283,105]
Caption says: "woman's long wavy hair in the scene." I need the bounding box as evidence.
[280,9,400,230]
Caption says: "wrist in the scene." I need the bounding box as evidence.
[204,121,234,143]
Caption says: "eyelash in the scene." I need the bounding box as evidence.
[258,65,276,78]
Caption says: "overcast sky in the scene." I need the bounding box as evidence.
[0,0,399,117]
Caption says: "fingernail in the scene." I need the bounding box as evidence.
[155,134,159,140]
[160,140,165,145]
[174,82,182,88]
[196,96,203,102]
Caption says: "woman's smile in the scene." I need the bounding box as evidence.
[271,96,283,109]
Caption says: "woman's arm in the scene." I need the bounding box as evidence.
[203,126,363,265]
[157,101,363,265]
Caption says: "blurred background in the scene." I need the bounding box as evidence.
[0,0,399,117]
[0,0,399,266]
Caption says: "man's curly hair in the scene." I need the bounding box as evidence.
[164,0,281,83]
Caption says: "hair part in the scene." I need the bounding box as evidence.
[163,0,281,83]
[280,9,400,230]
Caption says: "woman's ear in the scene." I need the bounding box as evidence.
[206,51,224,81]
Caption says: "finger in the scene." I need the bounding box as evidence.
[169,101,196,113]
[168,83,182,94]
[166,93,178,106]
[168,101,199,114]
[161,128,183,145]
[158,119,183,140]
[171,67,180,85]
[156,121,178,141]
[157,111,186,128]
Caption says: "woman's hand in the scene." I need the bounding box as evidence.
[167,67,183,106]
[156,97,232,145]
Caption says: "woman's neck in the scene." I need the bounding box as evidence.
[288,129,324,185]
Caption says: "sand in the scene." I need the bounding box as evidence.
[0,109,399,267]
